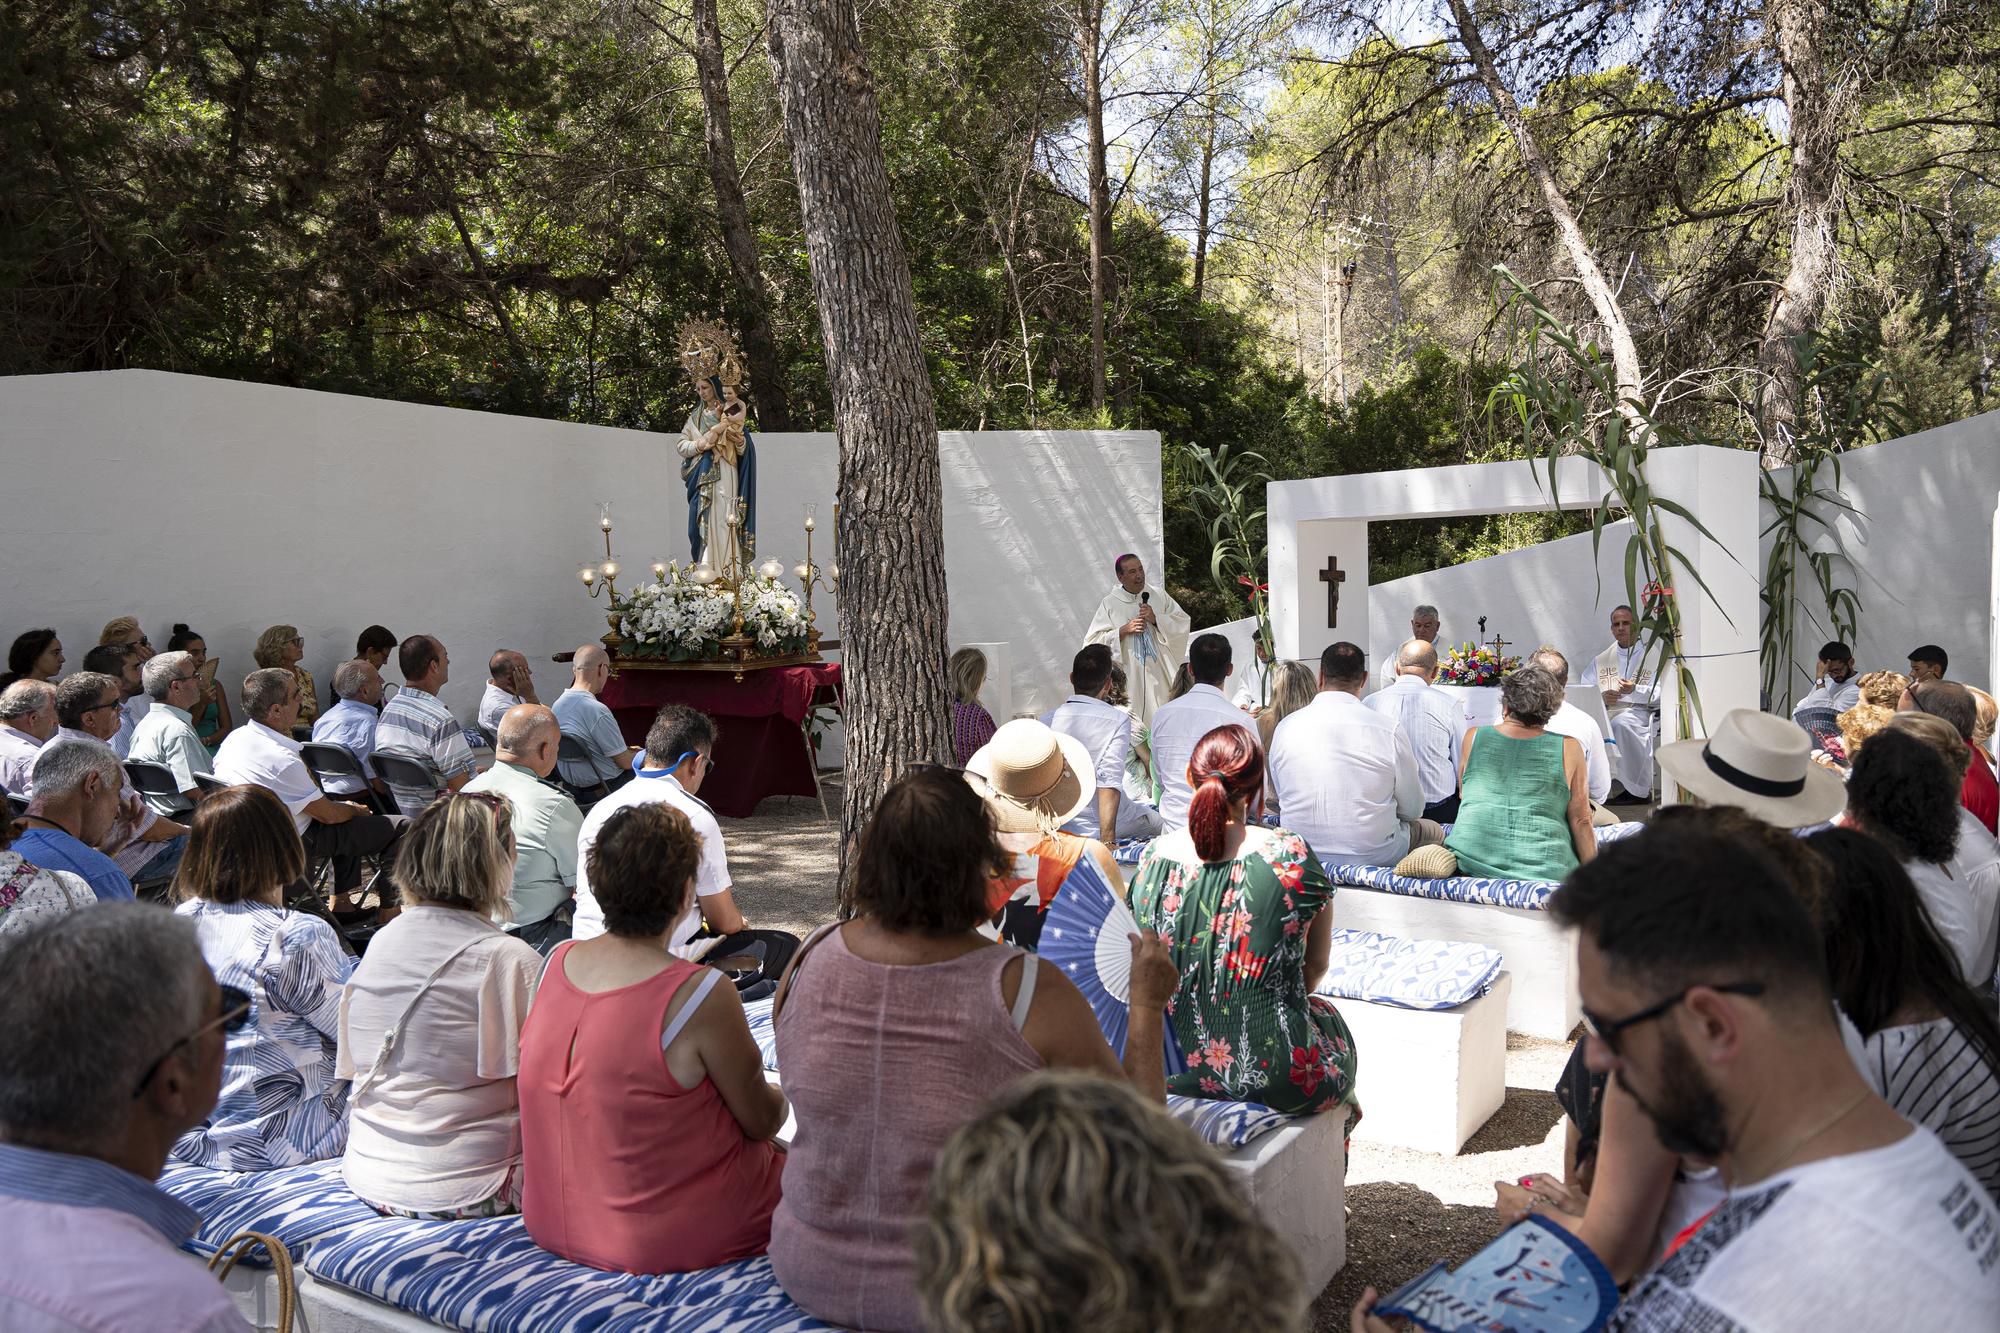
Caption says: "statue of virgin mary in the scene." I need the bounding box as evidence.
[675,319,758,571]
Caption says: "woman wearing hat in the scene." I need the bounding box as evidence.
[965,719,1126,950]
[1656,708,1849,828]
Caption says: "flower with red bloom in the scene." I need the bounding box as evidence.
[1289,1045,1326,1097]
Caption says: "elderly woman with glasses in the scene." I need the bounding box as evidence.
[170,784,354,1171]
[337,792,546,1218]
[254,624,318,734]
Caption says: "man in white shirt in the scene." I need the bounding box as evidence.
[1365,639,1468,823]
[1790,640,1860,732]
[1148,633,1255,827]
[1230,635,1272,712]
[1083,553,1191,728]
[1268,641,1434,868]
[572,703,798,980]
[1532,646,1613,808]
[1040,644,1159,842]
[477,649,539,736]
[1590,605,1660,801]
[126,652,212,812]
[1376,603,1440,694]
[216,668,403,908]
[551,644,639,793]
[0,680,57,797]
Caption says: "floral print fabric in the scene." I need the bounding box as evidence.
[1131,827,1358,1115]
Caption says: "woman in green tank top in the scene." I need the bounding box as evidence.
[1445,664,1597,881]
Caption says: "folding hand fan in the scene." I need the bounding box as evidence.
[1038,855,1186,1075]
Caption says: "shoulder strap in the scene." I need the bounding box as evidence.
[347,932,490,1101]
[1010,953,1039,1032]
[659,968,725,1050]
[770,920,842,1027]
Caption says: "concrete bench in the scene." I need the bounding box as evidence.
[1338,973,1512,1155]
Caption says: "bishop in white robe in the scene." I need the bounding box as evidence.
[1590,606,1660,799]
[1084,554,1189,729]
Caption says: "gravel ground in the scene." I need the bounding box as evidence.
[724,791,1583,1329]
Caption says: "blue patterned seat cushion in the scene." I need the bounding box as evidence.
[302,1214,832,1332]
[158,1157,377,1261]
[743,995,779,1070]
[1326,861,1560,909]
[1313,927,1503,1010]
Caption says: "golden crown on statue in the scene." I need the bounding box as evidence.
[676,317,745,387]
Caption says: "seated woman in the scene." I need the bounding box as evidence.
[171,785,352,1170]
[966,719,1123,950]
[1843,726,1983,982]
[255,624,318,736]
[1885,713,2000,982]
[518,801,786,1273]
[1420,664,1593,881]
[1,627,63,690]
[167,624,233,750]
[1255,659,1316,754]
[769,766,1175,1333]
[1806,827,2000,1200]
[1129,723,1357,1117]
[948,647,997,767]
[918,1071,1305,1333]
[338,792,545,1218]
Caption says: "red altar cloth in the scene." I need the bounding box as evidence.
[598,662,842,819]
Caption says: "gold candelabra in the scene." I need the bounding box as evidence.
[793,501,840,650]
[577,502,625,641]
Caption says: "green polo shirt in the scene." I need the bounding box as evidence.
[463,759,583,929]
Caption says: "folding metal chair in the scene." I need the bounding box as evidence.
[557,735,613,809]
[123,760,193,821]
[371,750,447,818]
[299,742,388,815]
[192,772,231,798]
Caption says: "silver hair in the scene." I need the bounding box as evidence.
[331,659,375,700]
[0,678,55,720]
[1500,664,1565,729]
[141,651,195,702]
[242,667,295,721]
[1412,604,1439,620]
[30,735,123,799]
[0,903,208,1151]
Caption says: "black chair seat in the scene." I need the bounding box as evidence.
[556,735,613,809]
[123,760,192,819]
[299,742,387,815]
[372,750,444,817]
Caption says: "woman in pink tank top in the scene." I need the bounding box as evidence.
[518,801,786,1274]
[770,758,1179,1331]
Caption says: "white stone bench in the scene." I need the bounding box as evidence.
[1219,1103,1350,1297]
[1340,971,1512,1155]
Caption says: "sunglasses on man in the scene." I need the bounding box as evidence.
[131,985,252,1099]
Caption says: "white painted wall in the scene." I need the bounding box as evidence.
[0,371,1159,725]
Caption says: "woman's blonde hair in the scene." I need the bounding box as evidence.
[1265,659,1316,726]
[947,647,987,706]
[1837,702,1894,760]
[1167,662,1194,702]
[1887,711,1972,776]
[1968,686,1997,748]
[98,616,140,646]
[918,1071,1304,1333]
[253,625,299,669]
[1855,670,1909,709]
[392,792,516,919]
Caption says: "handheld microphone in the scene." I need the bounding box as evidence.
[1141,592,1150,605]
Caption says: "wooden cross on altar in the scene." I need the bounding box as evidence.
[1318,555,1346,628]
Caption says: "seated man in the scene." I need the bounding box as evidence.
[1364,638,1468,823]
[1792,640,1861,720]
[11,738,134,901]
[53,672,188,885]
[464,704,584,955]
[1148,633,1255,827]
[1267,641,1434,868]
[127,651,212,813]
[0,679,57,796]
[374,634,477,804]
[477,649,539,736]
[1591,604,1660,801]
[1908,642,1948,684]
[1533,645,1613,812]
[551,644,639,793]
[216,668,404,910]
[0,903,252,1333]
[1041,644,1161,843]
[311,658,389,805]
[82,643,144,759]
[572,704,798,982]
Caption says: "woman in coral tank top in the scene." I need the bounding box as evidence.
[517,800,786,1273]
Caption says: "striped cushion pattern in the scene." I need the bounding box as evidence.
[1326,861,1560,910]
[302,1214,833,1332]
[158,1157,376,1260]
[1313,928,1504,1010]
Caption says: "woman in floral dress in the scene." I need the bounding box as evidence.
[1130,723,1357,1117]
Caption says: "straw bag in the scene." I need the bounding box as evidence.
[206,1230,295,1333]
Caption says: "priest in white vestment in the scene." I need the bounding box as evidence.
[1084,553,1190,729]
[1590,605,1660,799]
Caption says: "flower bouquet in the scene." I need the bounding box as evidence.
[609,562,811,662]
[1436,642,1521,687]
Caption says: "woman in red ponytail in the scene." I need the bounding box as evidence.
[1129,723,1359,1116]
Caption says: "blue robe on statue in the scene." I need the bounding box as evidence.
[678,375,758,566]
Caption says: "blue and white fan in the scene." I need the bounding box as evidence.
[1039,856,1187,1075]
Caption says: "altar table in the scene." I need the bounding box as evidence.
[599,662,842,819]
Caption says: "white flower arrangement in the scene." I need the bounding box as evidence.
[611,562,811,661]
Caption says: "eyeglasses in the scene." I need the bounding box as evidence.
[173,673,198,686]
[670,750,715,775]
[84,698,121,716]
[287,637,304,647]
[132,984,252,1098]
[1581,980,1765,1057]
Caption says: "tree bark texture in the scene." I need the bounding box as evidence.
[1079,0,1112,412]
[1756,0,1845,467]
[1446,0,1646,422]
[766,0,951,874]
[693,0,794,430]
[1192,111,1216,303]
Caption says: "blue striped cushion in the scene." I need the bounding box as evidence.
[302,1214,832,1331]
[158,1157,376,1261]
[1327,861,1559,910]
[1164,1095,1292,1148]
[1314,928,1503,1010]
[743,996,779,1070]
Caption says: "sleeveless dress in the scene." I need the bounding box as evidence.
[518,946,785,1273]
[1445,728,1578,882]
[769,928,1045,1332]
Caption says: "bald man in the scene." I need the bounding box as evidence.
[464,704,585,953]
[1364,637,1468,822]
[550,644,639,794]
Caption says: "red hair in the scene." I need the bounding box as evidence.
[1186,724,1264,862]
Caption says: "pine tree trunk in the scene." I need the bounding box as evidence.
[693,0,794,429]
[1192,111,1216,303]
[1081,0,1111,412]
[766,0,951,878]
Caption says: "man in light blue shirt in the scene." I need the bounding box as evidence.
[312,659,387,800]
[126,653,212,812]
[551,644,638,792]
[465,704,583,954]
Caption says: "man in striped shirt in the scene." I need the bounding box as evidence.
[374,635,476,798]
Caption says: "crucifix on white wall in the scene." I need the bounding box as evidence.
[1319,554,1346,628]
